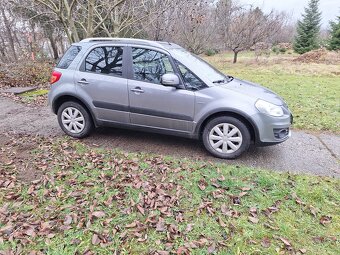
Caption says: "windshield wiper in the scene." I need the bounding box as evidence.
[213,76,234,84]
[213,79,226,84]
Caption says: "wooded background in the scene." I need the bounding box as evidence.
[0,0,334,63]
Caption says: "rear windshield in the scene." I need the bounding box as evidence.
[57,45,82,69]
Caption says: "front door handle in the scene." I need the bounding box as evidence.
[131,87,144,94]
[77,79,89,85]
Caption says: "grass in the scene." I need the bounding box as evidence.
[19,89,49,102]
[204,52,340,133]
[0,137,339,254]
[18,89,49,105]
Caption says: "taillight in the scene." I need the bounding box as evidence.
[50,71,62,84]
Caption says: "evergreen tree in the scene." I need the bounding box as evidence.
[328,16,340,51]
[293,0,322,54]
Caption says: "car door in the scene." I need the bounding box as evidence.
[127,47,195,133]
[74,44,130,124]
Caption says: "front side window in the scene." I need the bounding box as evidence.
[175,60,207,91]
[132,48,174,84]
[169,48,227,83]
[85,46,123,76]
[57,45,81,69]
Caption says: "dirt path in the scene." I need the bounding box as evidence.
[0,96,339,178]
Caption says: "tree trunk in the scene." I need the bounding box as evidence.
[48,33,59,60]
[86,0,95,37]
[233,50,239,64]
[0,7,17,61]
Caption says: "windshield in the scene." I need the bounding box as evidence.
[168,48,230,84]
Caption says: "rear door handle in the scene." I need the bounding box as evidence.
[78,79,89,85]
[131,87,144,94]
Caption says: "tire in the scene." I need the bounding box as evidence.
[57,101,94,139]
[202,116,251,159]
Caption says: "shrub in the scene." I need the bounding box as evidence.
[205,49,218,56]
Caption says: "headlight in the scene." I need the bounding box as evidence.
[255,100,284,117]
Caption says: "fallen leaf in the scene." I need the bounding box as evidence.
[248,216,259,224]
[92,233,101,245]
[261,237,271,248]
[0,224,13,235]
[207,243,216,254]
[241,187,251,191]
[63,215,72,225]
[292,192,305,205]
[320,215,332,226]
[185,223,194,233]
[25,228,36,237]
[156,217,166,232]
[125,222,137,228]
[299,248,307,254]
[309,205,317,217]
[218,217,227,227]
[92,211,106,218]
[70,238,81,245]
[198,179,208,191]
[238,192,248,198]
[176,246,189,255]
[279,237,291,247]
[264,223,279,230]
[137,205,145,215]
[157,251,169,255]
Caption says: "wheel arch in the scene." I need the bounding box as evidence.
[52,94,97,126]
[196,110,259,144]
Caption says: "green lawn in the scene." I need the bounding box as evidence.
[0,136,339,254]
[204,52,340,133]
[19,89,49,105]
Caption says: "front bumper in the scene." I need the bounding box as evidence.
[252,112,292,147]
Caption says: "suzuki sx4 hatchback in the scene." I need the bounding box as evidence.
[48,38,293,159]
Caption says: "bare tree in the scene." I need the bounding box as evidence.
[141,0,216,54]
[216,1,288,63]
[0,2,18,61]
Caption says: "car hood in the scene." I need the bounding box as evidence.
[221,78,284,105]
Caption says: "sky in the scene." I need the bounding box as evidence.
[239,0,340,28]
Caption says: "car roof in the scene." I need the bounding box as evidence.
[78,38,182,51]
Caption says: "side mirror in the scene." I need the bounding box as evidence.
[161,73,180,88]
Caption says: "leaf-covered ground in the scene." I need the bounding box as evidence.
[0,134,339,254]
[0,62,52,89]
[0,89,49,107]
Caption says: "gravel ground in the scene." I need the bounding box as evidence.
[0,96,339,178]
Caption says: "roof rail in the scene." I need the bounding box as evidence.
[80,37,122,43]
[79,37,164,48]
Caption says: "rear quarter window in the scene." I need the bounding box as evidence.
[57,46,82,69]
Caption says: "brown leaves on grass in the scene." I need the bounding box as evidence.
[198,178,208,191]
[248,207,259,224]
[261,237,271,248]
[0,134,337,254]
[319,215,332,226]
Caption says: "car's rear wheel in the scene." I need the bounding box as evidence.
[202,116,251,159]
[57,101,93,138]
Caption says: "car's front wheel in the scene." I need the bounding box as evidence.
[202,116,251,159]
[57,101,94,138]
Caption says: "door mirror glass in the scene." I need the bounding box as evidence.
[161,73,180,87]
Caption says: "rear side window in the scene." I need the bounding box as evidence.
[57,46,81,69]
[85,46,123,76]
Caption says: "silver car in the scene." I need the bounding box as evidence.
[48,38,292,159]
